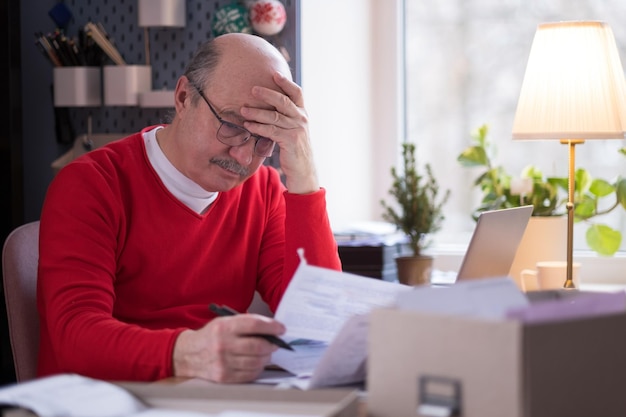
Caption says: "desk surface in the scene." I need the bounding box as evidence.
[157,377,367,416]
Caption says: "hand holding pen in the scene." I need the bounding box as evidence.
[209,303,293,351]
[172,302,290,383]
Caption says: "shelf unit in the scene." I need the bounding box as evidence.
[52,0,298,134]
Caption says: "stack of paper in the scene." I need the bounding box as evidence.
[269,252,411,389]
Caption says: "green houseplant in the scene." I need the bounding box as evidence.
[458,124,626,256]
[381,143,450,285]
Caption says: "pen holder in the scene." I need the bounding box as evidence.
[103,65,152,106]
[53,67,102,107]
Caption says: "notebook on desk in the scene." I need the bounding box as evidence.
[433,205,533,285]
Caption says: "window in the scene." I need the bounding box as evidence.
[404,0,626,253]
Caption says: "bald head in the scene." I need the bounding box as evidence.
[183,34,291,99]
[161,33,310,193]
[215,33,289,72]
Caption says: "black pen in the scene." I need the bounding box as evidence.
[209,303,294,351]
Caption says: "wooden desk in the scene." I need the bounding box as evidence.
[157,376,367,416]
[0,375,363,417]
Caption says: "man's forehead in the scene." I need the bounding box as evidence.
[214,35,291,79]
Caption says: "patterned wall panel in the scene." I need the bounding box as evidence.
[62,0,298,155]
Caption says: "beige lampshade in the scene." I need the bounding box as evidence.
[512,21,626,140]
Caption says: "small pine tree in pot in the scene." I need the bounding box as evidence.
[381,143,450,285]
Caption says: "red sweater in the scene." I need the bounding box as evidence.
[37,128,341,381]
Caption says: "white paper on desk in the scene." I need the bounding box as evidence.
[0,374,148,417]
[303,314,369,389]
[274,259,410,342]
[274,314,369,390]
[0,374,216,417]
[271,255,410,387]
[395,277,529,319]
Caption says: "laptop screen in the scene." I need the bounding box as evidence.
[456,205,533,281]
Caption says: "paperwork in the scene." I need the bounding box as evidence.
[0,374,212,417]
[269,252,626,390]
[395,276,530,319]
[396,275,626,323]
[270,251,410,389]
[333,221,409,247]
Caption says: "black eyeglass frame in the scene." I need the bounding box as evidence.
[192,84,275,158]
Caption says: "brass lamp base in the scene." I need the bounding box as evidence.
[560,139,585,290]
[563,278,576,289]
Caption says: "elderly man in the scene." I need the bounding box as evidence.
[37,33,341,383]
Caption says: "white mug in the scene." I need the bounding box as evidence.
[521,261,581,291]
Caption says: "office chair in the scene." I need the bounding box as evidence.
[2,221,41,382]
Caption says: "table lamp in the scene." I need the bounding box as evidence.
[512,21,626,289]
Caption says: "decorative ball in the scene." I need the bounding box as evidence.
[212,4,253,37]
[249,0,287,36]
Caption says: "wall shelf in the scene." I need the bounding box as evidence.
[139,90,175,108]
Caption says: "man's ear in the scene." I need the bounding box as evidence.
[173,76,192,114]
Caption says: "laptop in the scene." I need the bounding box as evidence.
[434,205,533,285]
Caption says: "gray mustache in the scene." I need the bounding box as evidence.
[210,157,249,177]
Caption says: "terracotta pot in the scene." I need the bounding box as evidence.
[395,255,433,286]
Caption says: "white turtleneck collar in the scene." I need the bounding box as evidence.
[143,126,218,214]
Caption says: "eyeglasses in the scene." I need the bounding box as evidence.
[192,84,275,157]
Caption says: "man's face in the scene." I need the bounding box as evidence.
[168,35,291,193]
[177,83,268,192]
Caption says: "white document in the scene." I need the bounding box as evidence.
[270,253,411,389]
[0,374,218,417]
[395,276,530,319]
[0,374,149,417]
[289,314,370,390]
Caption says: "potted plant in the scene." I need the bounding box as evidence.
[381,142,450,285]
[458,124,626,256]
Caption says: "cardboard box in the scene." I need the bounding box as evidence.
[368,308,626,417]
